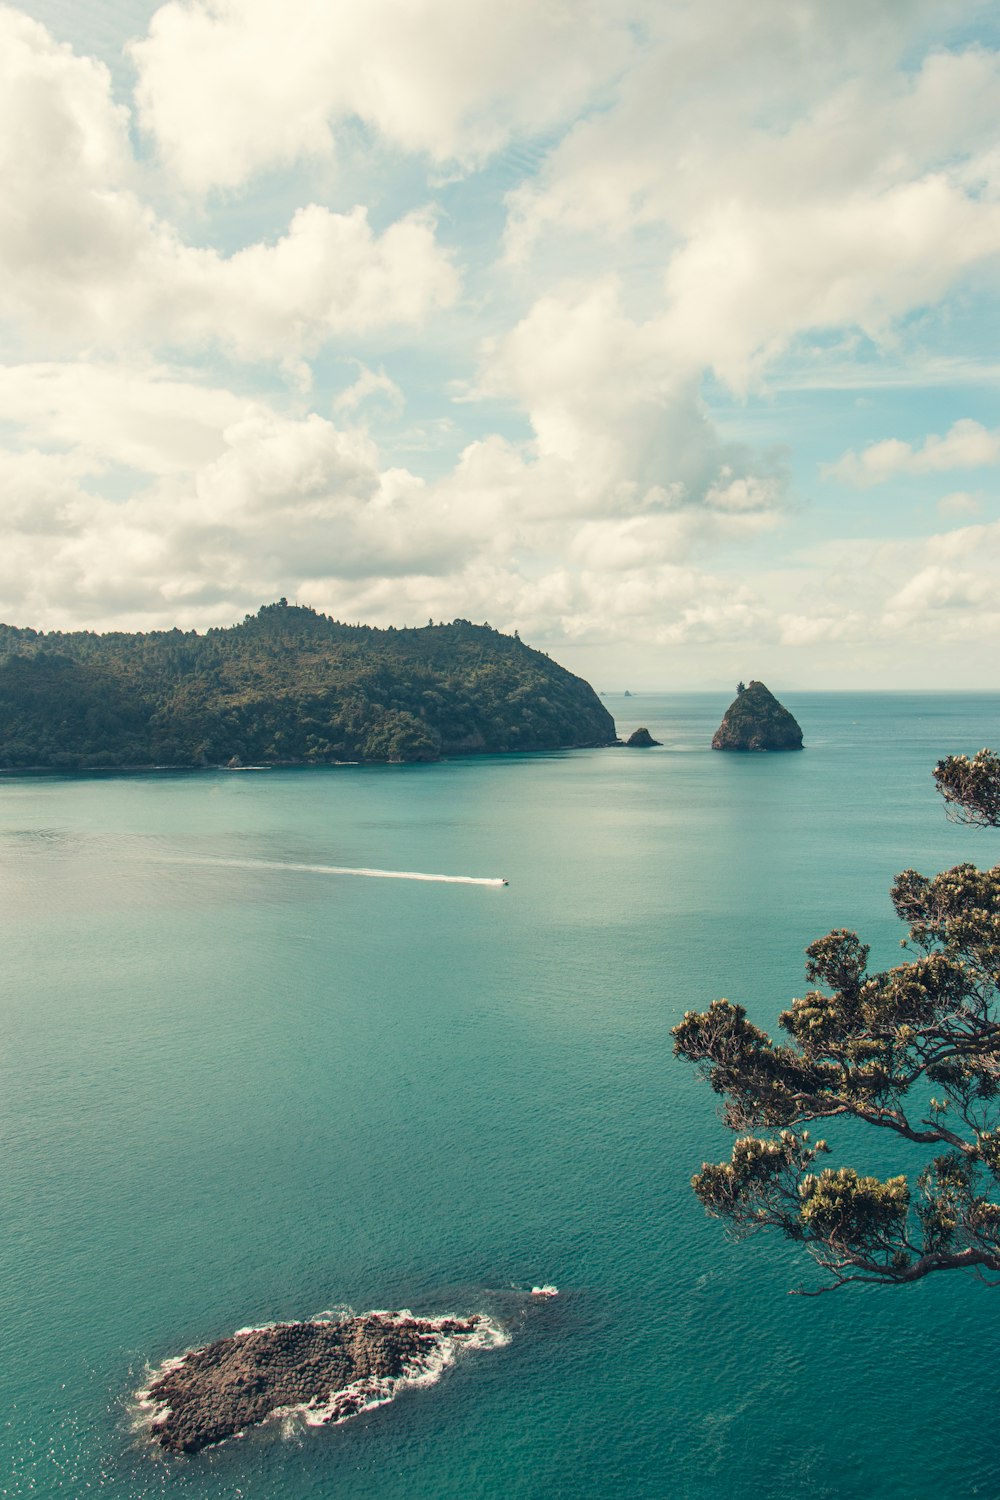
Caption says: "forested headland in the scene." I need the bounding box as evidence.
[0,602,618,769]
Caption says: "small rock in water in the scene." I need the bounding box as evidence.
[138,1310,503,1455]
[530,1284,559,1298]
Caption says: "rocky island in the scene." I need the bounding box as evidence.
[625,727,661,747]
[711,681,803,752]
[139,1310,506,1454]
[0,602,618,768]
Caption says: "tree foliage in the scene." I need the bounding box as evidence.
[0,602,617,769]
[673,753,1000,1292]
[934,749,1000,828]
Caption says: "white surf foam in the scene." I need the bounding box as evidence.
[292,1312,509,1430]
[162,856,507,887]
[134,1354,186,1432]
[530,1284,559,1298]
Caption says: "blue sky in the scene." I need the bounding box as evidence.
[2,0,999,687]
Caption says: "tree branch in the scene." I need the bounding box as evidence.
[794,1245,1000,1294]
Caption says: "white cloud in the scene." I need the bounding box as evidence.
[129,0,635,192]
[0,339,782,639]
[0,8,458,360]
[294,557,773,654]
[470,280,787,525]
[333,364,405,416]
[505,22,1000,388]
[660,179,1000,391]
[3,374,998,673]
[935,516,1000,563]
[0,447,101,536]
[0,387,490,626]
[778,610,872,647]
[775,518,1000,650]
[937,491,982,518]
[0,263,788,645]
[886,563,991,615]
[0,362,248,472]
[829,419,1000,486]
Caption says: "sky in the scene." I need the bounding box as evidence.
[2,0,1000,689]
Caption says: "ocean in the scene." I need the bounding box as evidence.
[2,691,998,1499]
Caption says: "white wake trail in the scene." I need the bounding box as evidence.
[165,856,507,887]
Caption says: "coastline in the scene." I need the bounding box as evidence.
[0,736,621,777]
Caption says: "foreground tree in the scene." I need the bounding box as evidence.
[673,751,1000,1292]
[934,749,1000,828]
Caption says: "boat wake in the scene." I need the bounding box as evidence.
[161,856,507,887]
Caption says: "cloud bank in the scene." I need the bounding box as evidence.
[1,0,999,684]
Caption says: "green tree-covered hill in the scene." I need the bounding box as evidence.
[0,602,618,769]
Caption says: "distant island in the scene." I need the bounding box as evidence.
[712,681,803,752]
[0,602,618,769]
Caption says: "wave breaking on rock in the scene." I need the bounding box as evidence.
[137,1310,508,1454]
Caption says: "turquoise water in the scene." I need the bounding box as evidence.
[2,692,999,1499]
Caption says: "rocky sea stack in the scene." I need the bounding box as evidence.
[139,1311,505,1455]
[625,727,661,747]
[711,681,803,752]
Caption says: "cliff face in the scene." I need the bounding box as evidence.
[0,604,618,768]
[711,681,803,752]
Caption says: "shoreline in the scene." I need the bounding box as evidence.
[0,738,621,778]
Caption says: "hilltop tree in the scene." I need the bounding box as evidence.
[673,750,1000,1292]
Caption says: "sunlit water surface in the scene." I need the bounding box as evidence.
[2,691,998,1499]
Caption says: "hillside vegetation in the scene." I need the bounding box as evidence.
[0,602,618,769]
